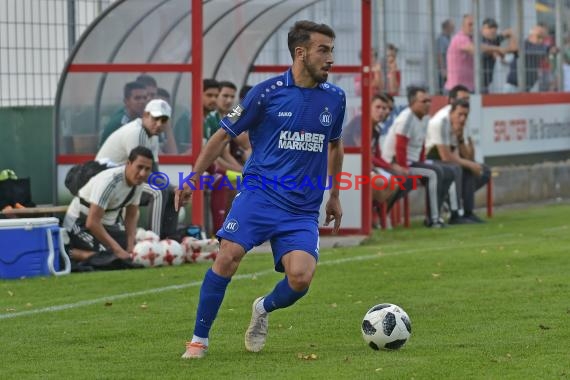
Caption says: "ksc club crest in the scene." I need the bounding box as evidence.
[224,219,239,233]
[319,107,332,127]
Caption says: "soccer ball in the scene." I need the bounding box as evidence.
[361,303,412,350]
[160,239,184,266]
[135,228,160,243]
[181,237,219,263]
[143,230,160,242]
[135,228,146,243]
[132,240,163,267]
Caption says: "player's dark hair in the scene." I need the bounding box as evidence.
[218,81,237,91]
[128,146,154,163]
[450,98,470,112]
[203,78,220,92]
[406,85,427,105]
[448,84,470,103]
[136,74,157,88]
[124,81,146,99]
[287,20,335,59]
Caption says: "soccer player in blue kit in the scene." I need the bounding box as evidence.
[175,20,346,359]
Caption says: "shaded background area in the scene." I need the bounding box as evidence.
[0,107,53,204]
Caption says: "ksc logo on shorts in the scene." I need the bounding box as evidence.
[224,219,239,232]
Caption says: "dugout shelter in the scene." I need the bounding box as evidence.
[54,0,376,236]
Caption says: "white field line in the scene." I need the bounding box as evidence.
[0,239,527,321]
[540,225,569,233]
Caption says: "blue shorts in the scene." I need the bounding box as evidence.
[216,190,319,272]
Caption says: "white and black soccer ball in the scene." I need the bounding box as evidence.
[361,303,412,350]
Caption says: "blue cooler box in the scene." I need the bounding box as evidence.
[0,217,71,279]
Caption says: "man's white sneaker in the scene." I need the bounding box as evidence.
[244,297,269,352]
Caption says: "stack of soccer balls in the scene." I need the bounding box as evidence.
[181,236,219,263]
[361,303,412,350]
[131,228,218,267]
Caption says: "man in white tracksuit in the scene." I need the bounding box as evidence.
[96,98,178,238]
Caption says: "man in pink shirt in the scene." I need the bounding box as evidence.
[445,14,505,92]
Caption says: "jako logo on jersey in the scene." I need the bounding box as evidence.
[278,130,325,152]
[278,111,293,117]
[319,107,333,126]
[224,219,239,233]
[227,104,244,123]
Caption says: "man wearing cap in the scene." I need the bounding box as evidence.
[481,18,517,93]
[96,99,179,239]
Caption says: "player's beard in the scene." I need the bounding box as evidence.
[304,57,328,83]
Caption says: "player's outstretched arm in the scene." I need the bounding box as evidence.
[174,129,233,211]
[325,139,344,233]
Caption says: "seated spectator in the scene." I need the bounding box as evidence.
[172,109,192,155]
[63,146,153,270]
[157,87,170,102]
[426,98,490,223]
[96,99,179,239]
[380,93,407,137]
[100,81,147,146]
[153,87,178,154]
[382,86,461,228]
[174,79,220,154]
[344,94,413,227]
[136,74,158,100]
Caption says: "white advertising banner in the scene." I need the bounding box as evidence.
[480,103,570,157]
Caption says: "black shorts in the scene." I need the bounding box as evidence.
[68,223,127,252]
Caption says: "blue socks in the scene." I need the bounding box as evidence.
[263,276,308,313]
[193,268,231,339]
[193,272,308,338]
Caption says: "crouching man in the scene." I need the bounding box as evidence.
[63,146,153,270]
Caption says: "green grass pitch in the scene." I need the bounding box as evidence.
[1,203,569,379]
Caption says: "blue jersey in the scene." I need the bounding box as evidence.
[220,69,346,215]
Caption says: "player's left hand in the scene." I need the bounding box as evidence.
[324,196,342,233]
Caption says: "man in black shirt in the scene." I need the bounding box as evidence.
[506,24,559,92]
[480,18,517,93]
